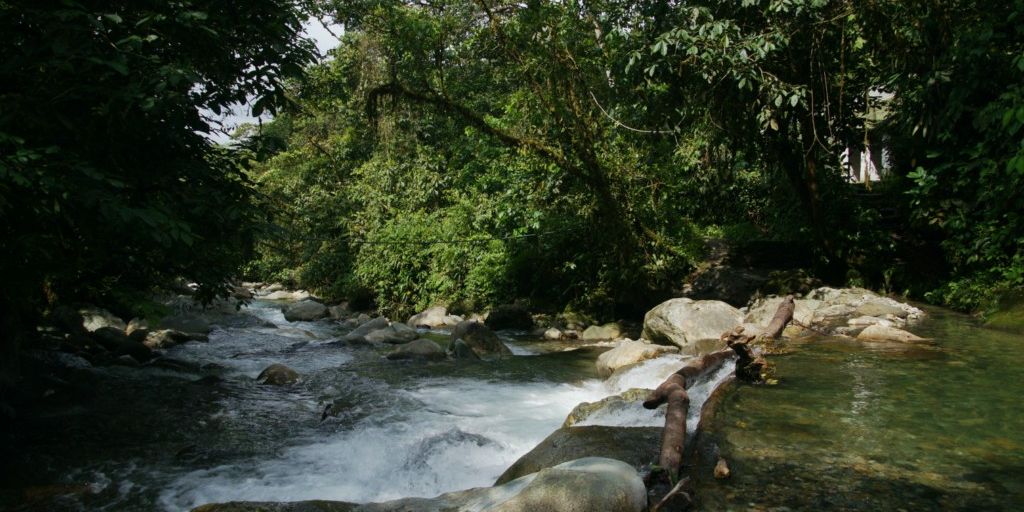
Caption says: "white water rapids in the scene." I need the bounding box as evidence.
[51,301,733,511]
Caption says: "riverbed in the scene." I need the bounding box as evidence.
[2,301,1022,510]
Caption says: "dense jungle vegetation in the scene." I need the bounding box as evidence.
[3,0,1023,362]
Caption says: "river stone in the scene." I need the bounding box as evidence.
[193,502,357,512]
[448,338,480,360]
[596,339,679,378]
[79,307,126,333]
[848,316,893,328]
[386,339,446,360]
[855,300,911,319]
[485,304,534,331]
[495,426,661,485]
[581,322,623,341]
[91,326,154,361]
[407,306,461,328]
[857,324,928,343]
[328,303,352,320]
[257,364,299,386]
[744,297,819,327]
[343,316,390,342]
[543,327,564,340]
[642,298,742,354]
[451,320,512,358]
[563,388,655,427]
[283,300,329,322]
[364,322,418,344]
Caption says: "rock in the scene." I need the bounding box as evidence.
[857,324,928,343]
[581,322,623,341]
[91,326,153,361]
[683,264,769,307]
[263,290,312,301]
[231,286,253,300]
[543,327,563,340]
[855,301,909,319]
[193,458,645,512]
[256,364,299,386]
[386,339,446,360]
[79,307,126,333]
[641,298,743,354]
[261,283,285,293]
[407,306,461,328]
[447,338,480,360]
[328,303,351,320]
[596,339,679,378]
[343,316,390,342]
[126,317,151,337]
[114,354,141,367]
[283,300,329,322]
[714,457,731,479]
[485,304,534,331]
[563,388,654,427]
[847,316,893,328]
[495,426,661,485]
[744,297,819,327]
[365,323,418,344]
[451,320,512,358]
[143,329,208,349]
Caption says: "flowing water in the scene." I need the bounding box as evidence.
[3,302,1022,511]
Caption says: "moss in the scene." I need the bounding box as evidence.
[985,296,1024,334]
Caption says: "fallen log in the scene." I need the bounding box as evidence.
[645,295,795,482]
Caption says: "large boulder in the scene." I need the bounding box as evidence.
[262,290,312,301]
[641,298,743,354]
[365,323,419,344]
[283,300,329,322]
[451,320,512,359]
[91,326,154,362]
[142,329,208,349]
[745,287,925,336]
[386,339,446,361]
[596,339,679,378]
[485,304,534,331]
[407,306,462,328]
[256,364,299,386]
[580,322,623,341]
[495,426,661,485]
[194,458,645,512]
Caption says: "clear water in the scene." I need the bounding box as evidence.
[696,307,1024,511]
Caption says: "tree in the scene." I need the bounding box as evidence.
[0,0,316,376]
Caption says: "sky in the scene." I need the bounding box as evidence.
[206,18,343,144]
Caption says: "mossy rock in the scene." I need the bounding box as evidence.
[985,298,1024,334]
[562,388,653,428]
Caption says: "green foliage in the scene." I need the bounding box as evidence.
[0,0,314,355]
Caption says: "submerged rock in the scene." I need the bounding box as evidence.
[283,300,329,322]
[857,324,928,343]
[495,426,661,485]
[596,339,679,378]
[257,364,300,386]
[642,298,743,354]
[451,320,512,359]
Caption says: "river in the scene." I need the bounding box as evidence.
[2,301,1022,510]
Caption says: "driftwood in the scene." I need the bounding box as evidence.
[645,295,796,481]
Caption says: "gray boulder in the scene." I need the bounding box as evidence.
[642,298,743,354]
[563,388,655,427]
[451,320,512,359]
[386,339,446,360]
[447,338,480,360]
[142,329,208,349]
[596,339,679,378]
[407,306,462,328]
[365,322,419,344]
[283,300,329,322]
[256,364,300,386]
[343,316,390,343]
[857,324,928,343]
[581,322,623,341]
